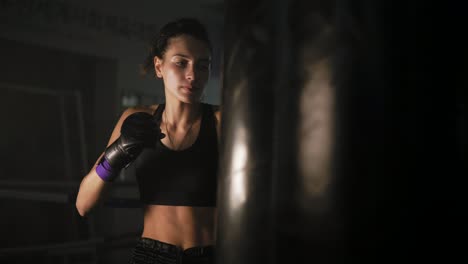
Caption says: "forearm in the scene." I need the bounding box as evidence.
[75,110,159,216]
[76,165,109,217]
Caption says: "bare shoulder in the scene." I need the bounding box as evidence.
[122,105,158,117]
[118,104,159,121]
[106,105,159,147]
[208,104,222,140]
[210,104,222,123]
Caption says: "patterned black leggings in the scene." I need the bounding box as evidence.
[129,237,214,264]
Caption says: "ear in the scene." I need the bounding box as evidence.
[154,56,163,78]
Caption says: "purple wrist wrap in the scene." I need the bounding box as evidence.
[96,158,116,182]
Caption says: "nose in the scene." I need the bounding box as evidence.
[186,64,196,82]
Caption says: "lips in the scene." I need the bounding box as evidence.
[181,85,198,93]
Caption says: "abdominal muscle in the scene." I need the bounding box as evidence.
[141,204,217,250]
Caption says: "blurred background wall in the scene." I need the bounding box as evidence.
[0,0,223,263]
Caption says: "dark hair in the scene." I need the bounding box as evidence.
[141,18,212,77]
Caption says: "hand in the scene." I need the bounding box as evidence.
[106,112,164,168]
[96,112,164,181]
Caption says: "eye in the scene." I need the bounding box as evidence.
[174,60,188,67]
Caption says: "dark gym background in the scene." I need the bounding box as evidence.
[0,0,223,263]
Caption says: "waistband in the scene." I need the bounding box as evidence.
[138,237,214,257]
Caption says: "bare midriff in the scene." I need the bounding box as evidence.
[141,205,217,250]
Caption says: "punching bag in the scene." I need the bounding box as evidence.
[216,0,463,262]
[217,0,383,262]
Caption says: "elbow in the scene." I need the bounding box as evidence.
[76,202,87,217]
[75,197,90,217]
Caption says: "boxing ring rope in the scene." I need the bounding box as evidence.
[0,180,141,207]
[1,81,147,263]
[0,82,90,177]
[0,233,141,260]
[0,180,142,262]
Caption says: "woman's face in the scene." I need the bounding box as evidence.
[154,34,211,104]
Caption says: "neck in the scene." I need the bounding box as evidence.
[164,97,202,127]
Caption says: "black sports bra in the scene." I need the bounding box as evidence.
[133,103,219,207]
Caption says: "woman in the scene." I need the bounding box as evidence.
[75,18,221,264]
